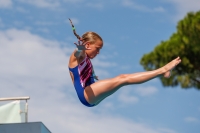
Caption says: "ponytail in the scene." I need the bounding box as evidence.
[68,18,81,40]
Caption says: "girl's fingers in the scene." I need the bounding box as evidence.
[74,40,90,49]
[78,40,81,45]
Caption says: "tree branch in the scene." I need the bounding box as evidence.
[194,65,200,71]
[191,77,200,84]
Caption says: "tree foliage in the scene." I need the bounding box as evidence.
[140,11,200,89]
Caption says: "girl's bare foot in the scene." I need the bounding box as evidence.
[164,70,171,78]
[163,57,181,78]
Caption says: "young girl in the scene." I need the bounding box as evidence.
[68,19,181,107]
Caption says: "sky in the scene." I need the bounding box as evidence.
[0,0,200,133]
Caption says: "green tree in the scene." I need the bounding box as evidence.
[140,11,200,89]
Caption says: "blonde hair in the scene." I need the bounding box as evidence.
[69,19,103,44]
[82,31,103,44]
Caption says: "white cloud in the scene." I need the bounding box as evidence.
[164,0,200,21]
[118,89,139,104]
[62,0,107,9]
[86,2,104,10]
[18,0,60,9]
[0,0,12,8]
[35,21,57,26]
[16,7,29,13]
[36,28,50,33]
[184,117,199,123]
[158,128,178,133]
[93,58,117,68]
[92,57,116,79]
[135,86,158,96]
[67,18,79,26]
[63,0,84,4]
[121,0,200,21]
[0,18,4,28]
[17,0,85,9]
[0,29,177,133]
[122,0,165,13]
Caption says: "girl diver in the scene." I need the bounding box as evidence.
[68,19,181,107]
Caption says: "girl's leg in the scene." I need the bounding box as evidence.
[84,57,181,105]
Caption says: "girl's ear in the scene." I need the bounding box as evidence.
[85,42,90,49]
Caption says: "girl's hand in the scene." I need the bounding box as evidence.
[94,76,99,80]
[74,39,91,50]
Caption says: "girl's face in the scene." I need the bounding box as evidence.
[85,39,103,59]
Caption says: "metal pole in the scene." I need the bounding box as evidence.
[25,99,28,123]
[0,97,30,101]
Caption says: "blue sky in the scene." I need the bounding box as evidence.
[0,0,200,133]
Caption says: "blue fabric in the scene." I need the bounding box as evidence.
[69,66,95,107]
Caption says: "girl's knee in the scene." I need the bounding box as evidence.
[116,74,129,84]
[117,74,128,78]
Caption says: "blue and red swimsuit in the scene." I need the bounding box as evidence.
[69,56,96,107]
